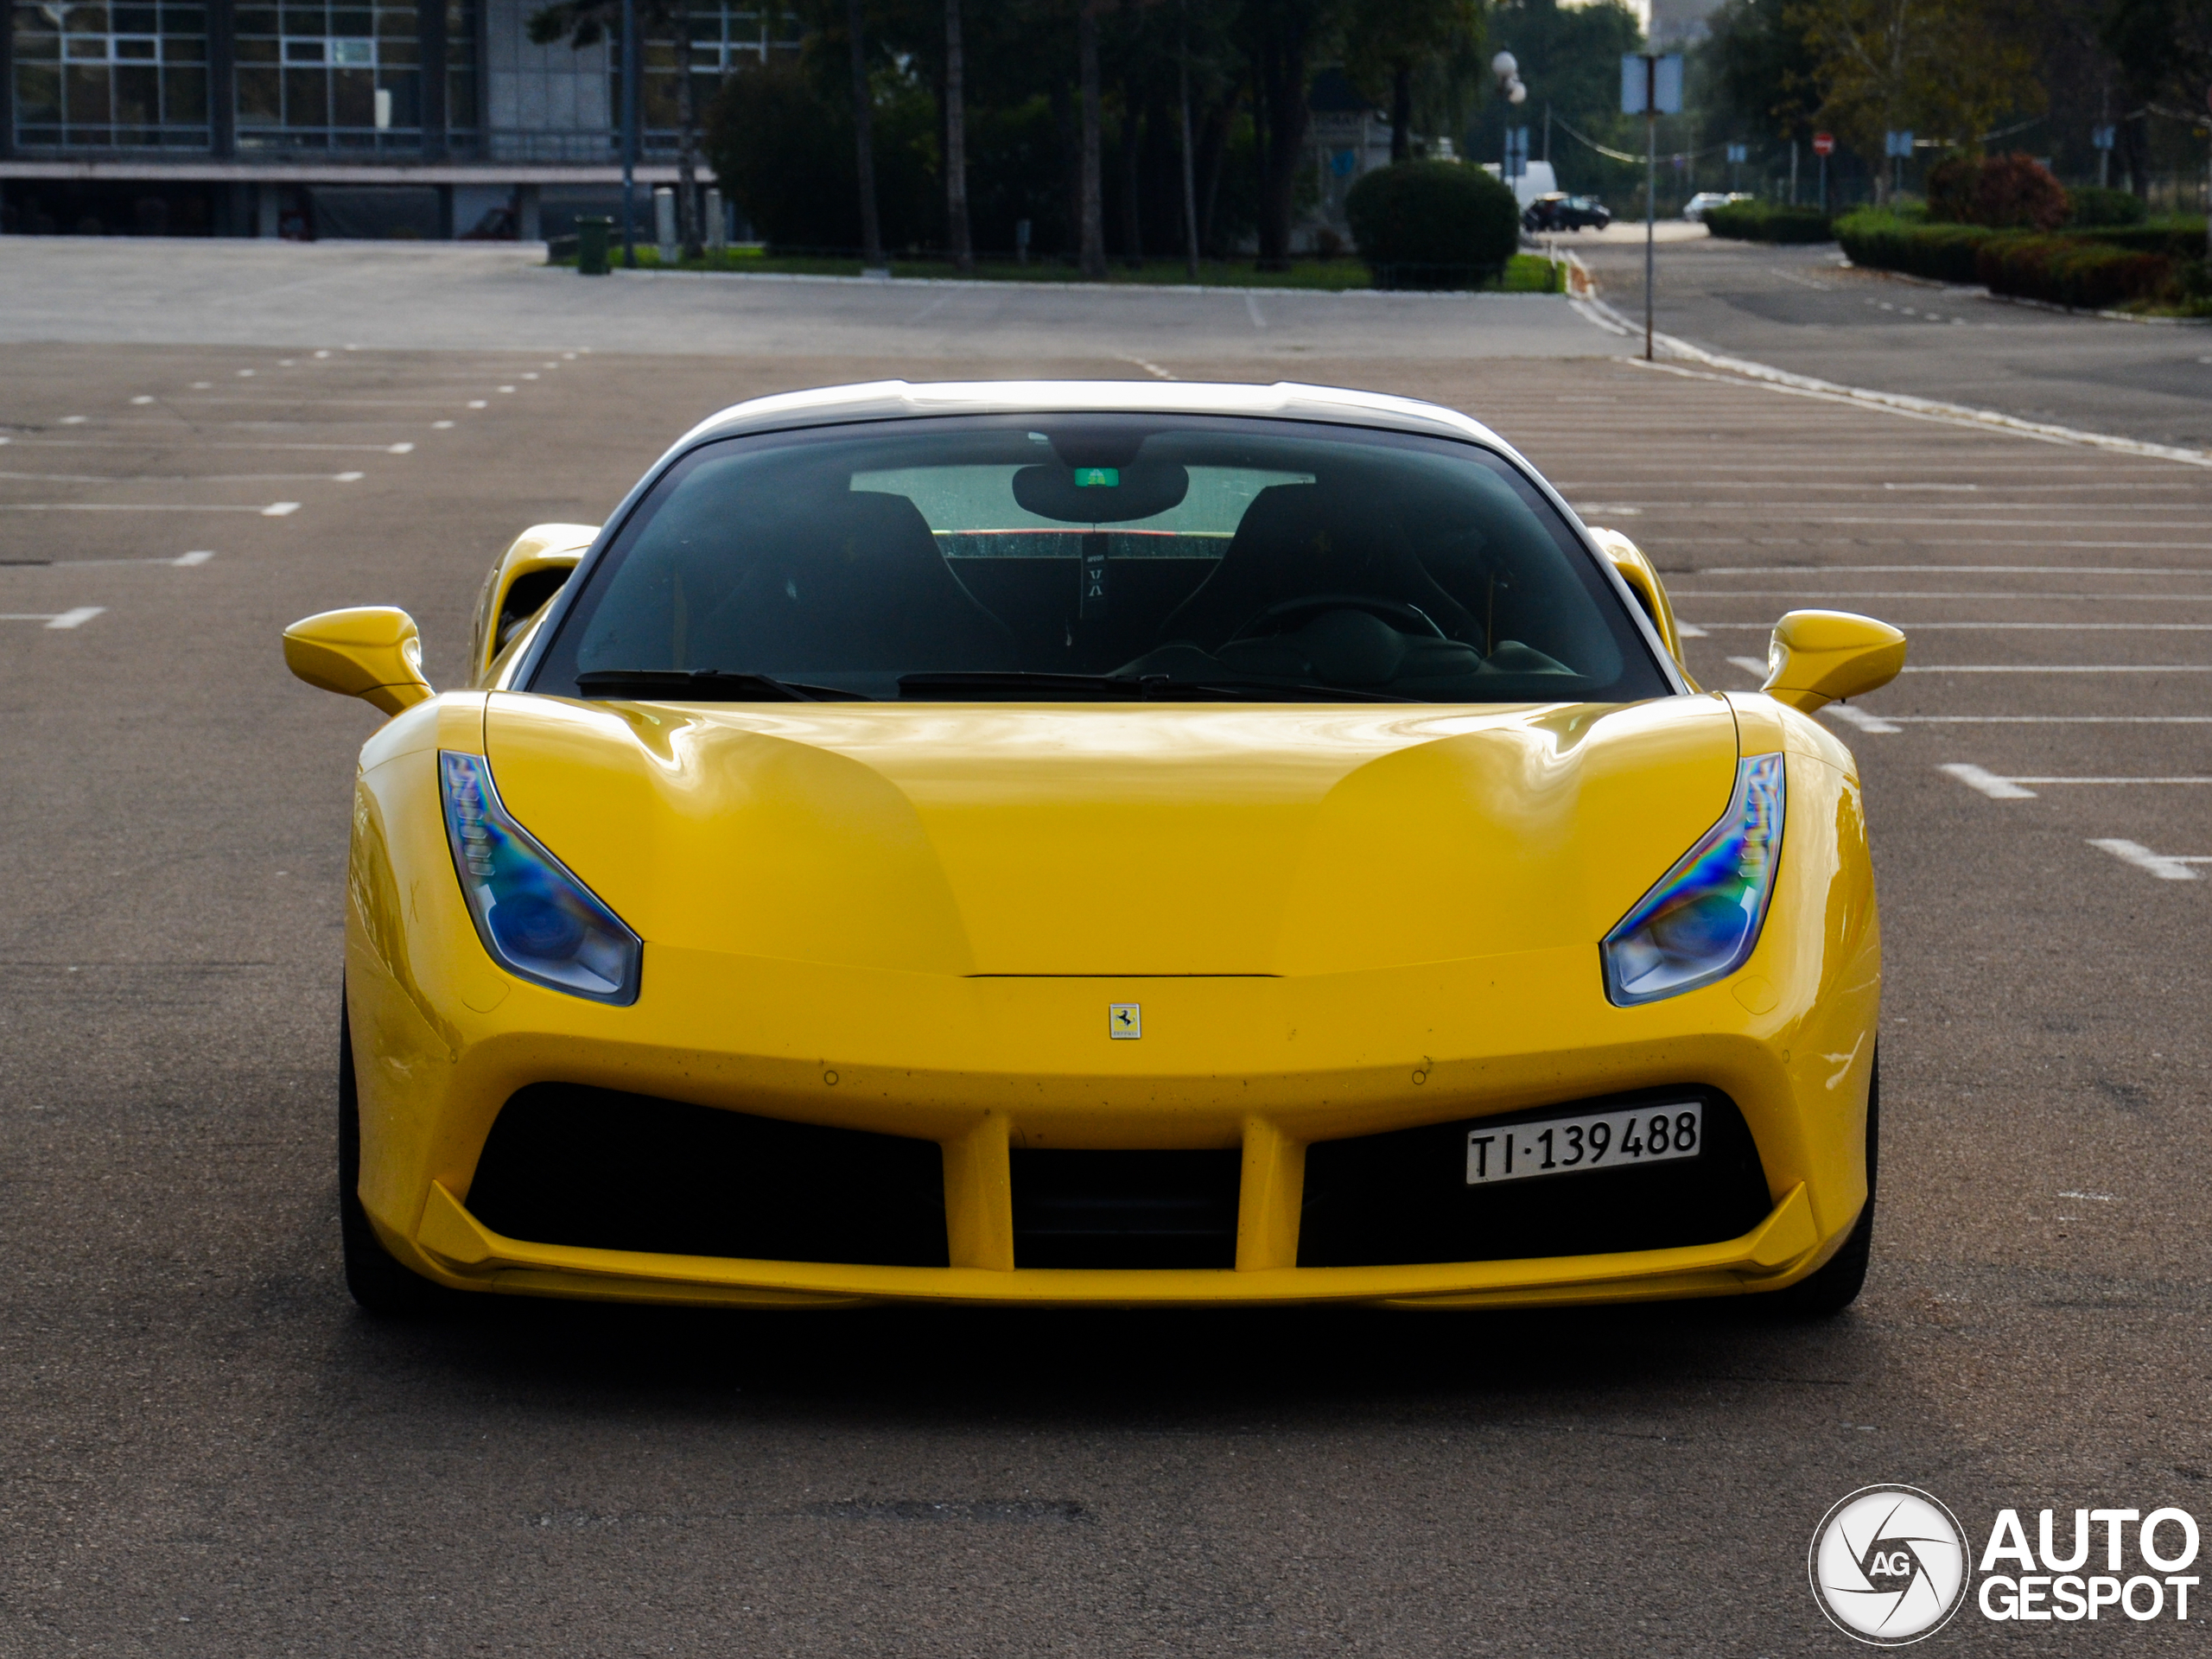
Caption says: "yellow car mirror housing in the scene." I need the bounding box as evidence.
[283,607,434,717]
[1587,526,1686,664]
[1761,609,1906,713]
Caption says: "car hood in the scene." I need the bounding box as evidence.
[483,694,1741,978]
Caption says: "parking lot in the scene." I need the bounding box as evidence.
[3,256,2209,1654]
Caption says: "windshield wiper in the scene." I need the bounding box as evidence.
[575,669,868,702]
[897,671,1421,703]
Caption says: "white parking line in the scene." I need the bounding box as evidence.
[1942,764,2212,799]
[0,471,369,483]
[1823,705,1900,734]
[1,607,104,629]
[1677,591,2212,602]
[2088,840,2212,880]
[0,440,416,454]
[1695,565,2212,576]
[1847,715,2212,724]
[1689,621,2212,632]
[0,502,302,514]
[1724,653,2212,674]
[0,550,215,569]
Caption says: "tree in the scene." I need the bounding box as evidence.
[529,0,709,258]
[1344,0,1479,162]
[1077,0,1108,276]
[846,0,887,266]
[1793,0,2044,197]
[1242,0,1340,269]
[2101,0,2212,200]
[945,0,973,270]
[1700,0,1822,145]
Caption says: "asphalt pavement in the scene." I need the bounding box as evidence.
[3,241,2209,1656]
[1573,226,2212,451]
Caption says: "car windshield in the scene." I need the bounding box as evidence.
[529,413,1673,703]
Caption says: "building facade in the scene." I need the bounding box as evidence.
[1,0,793,236]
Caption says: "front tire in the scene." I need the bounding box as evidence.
[339,997,465,1317]
[1760,1049,1878,1319]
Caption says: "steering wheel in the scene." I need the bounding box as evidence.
[1227,594,1447,643]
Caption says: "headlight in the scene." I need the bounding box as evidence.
[438,750,641,1005]
[1601,752,1784,1006]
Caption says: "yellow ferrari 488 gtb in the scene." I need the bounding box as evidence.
[284,381,1906,1318]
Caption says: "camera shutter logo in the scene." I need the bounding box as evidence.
[1808,1485,1969,1645]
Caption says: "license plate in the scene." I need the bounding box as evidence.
[1465,1102,1703,1185]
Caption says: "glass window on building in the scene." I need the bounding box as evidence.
[444,0,476,139]
[11,0,210,149]
[233,0,480,149]
[619,2,798,147]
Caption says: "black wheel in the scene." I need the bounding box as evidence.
[1759,1049,1878,1319]
[339,997,467,1317]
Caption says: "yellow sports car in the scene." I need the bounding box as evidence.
[284,381,1905,1317]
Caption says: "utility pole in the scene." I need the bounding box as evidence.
[620,0,637,268]
[1621,52,1681,364]
[1644,73,1656,362]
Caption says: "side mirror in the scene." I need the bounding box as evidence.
[283,607,434,716]
[469,523,596,686]
[1589,527,1686,664]
[1762,610,1906,713]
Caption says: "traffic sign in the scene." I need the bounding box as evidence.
[2091,124,2116,150]
[1726,143,1748,164]
[1812,131,1835,156]
[1620,54,1683,116]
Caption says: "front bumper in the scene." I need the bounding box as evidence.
[346,728,1879,1310]
[410,1175,1823,1309]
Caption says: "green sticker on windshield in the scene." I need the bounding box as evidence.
[1073,467,1120,487]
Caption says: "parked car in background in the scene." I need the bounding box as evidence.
[1522,194,1611,232]
[1683,193,1753,223]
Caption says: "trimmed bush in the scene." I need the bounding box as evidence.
[2067,187,2148,228]
[1926,152,2069,231]
[1835,212,1996,283]
[1345,160,1520,289]
[1976,236,2174,309]
[1703,200,1834,243]
[2076,219,2210,259]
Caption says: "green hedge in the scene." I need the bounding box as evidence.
[1702,201,1834,244]
[1975,237,2174,309]
[1840,208,2200,307]
[2067,187,2148,228]
[1834,213,1996,283]
[2075,220,2209,259]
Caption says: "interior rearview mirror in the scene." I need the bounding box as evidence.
[283,607,434,716]
[1762,610,1906,713]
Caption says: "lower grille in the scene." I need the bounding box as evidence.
[1011,1148,1242,1269]
[465,1084,949,1268]
[1298,1087,1772,1268]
